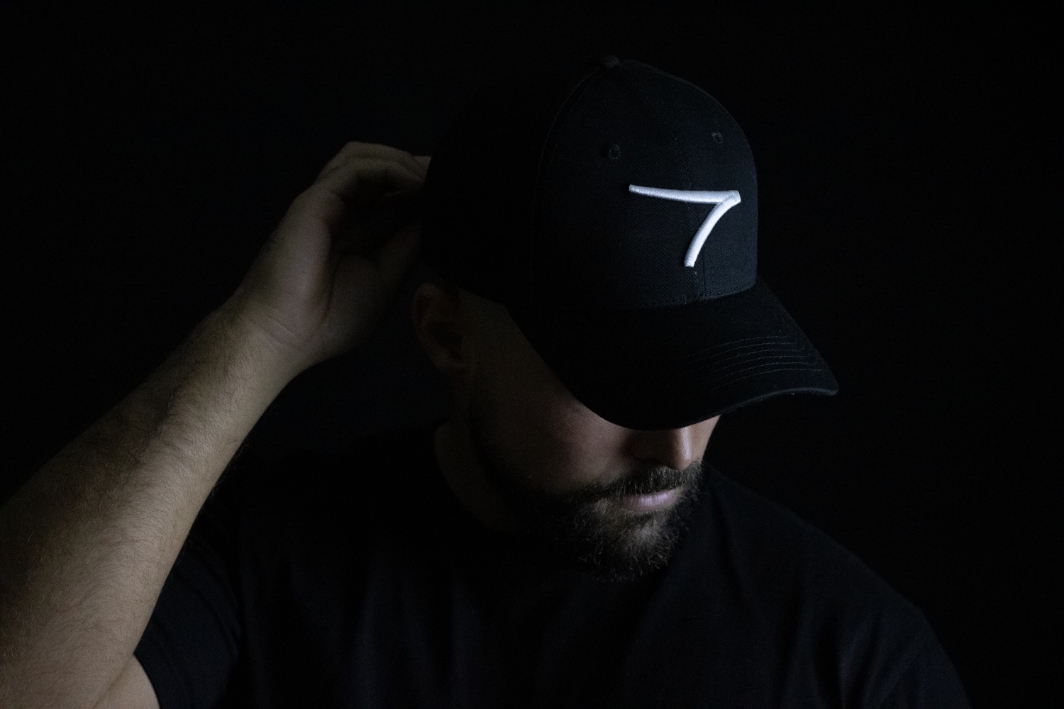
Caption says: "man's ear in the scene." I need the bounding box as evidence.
[412,280,469,380]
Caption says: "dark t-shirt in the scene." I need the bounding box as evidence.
[135,424,970,708]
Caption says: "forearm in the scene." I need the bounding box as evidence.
[0,302,298,708]
[0,141,428,708]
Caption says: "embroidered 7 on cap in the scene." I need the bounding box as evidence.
[628,185,742,268]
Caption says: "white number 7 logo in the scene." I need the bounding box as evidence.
[628,185,742,268]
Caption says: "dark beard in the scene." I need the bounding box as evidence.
[466,390,703,582]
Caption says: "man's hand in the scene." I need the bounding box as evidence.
[229,141,430,375]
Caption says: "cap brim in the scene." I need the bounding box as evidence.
[507,276,839,430]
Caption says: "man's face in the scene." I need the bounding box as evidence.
[456,292,719,580]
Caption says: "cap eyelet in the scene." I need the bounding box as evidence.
[607,144,621,160]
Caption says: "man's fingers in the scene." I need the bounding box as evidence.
[305,144,429,232]
[317,155,422,200]
[339,188,424,255]
[316,141,427,183]
[317,141,419,178]
[291,141,429,285]
[289,156,422,237]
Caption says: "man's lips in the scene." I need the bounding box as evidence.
[616,487,681,512]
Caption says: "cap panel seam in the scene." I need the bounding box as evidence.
[528,64,606,307]
[628,73,703,306]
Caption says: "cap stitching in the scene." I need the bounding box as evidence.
[705,365,832,391]
[680,346,815,369]
[676,344,819,368]
[675,340,804,364]
[680,355,823,379]
[675,334,798,358]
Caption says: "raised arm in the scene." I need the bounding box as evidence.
[0,143,429,709]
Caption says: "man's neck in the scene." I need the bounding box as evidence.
[433,416,521,533]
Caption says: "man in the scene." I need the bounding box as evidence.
[0,56,969,707]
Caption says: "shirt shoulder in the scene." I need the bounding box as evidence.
[637,466,968,707]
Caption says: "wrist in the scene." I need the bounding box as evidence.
[200,300,309,397]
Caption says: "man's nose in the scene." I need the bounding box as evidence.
[627,426,699,471]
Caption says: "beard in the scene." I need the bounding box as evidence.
[465,387,704,582]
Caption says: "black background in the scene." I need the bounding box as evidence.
[2,3,1058,705]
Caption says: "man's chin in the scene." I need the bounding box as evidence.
[534,483,701,582]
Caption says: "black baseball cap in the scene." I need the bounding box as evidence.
[421,54,838,430]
